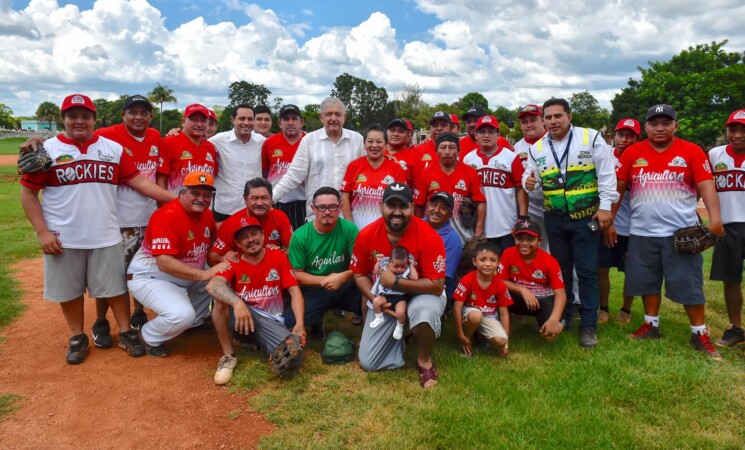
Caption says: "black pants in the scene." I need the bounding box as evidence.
[508,293,555,326]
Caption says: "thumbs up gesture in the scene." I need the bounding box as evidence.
[525,170,538,191]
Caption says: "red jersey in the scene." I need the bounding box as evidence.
[410,140,439,185]
[453,271,513,316]
[497,247,564,297]
[385,147,419,186]
[340,156,407,230]
[351,216,446,284]
[96,124,161,227]
[211,208,293,255]
[262,132,306,203]
[216,249,298,316]
[616,138,712,237]
[158,132,217,194]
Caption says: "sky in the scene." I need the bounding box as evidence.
[1,0,743,117]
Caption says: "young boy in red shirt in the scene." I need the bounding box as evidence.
[498,219,567,340]
[453,242,512,356]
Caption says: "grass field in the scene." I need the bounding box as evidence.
[0,169,743,444]
[0,137,25,155]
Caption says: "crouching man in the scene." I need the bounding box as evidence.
[207,217,306,384]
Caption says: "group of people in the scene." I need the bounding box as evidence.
[19,90,745,389]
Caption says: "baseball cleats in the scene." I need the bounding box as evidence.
[579,328,597,349]
[214,354,238,385]
[144,341,169,358]
[66,334,89,365]
[130,308,148,331]
[628,322,661,340]
[715,324,745,347]
[690,331,722,360]
[92,318,113,348]
[118,330,145,357]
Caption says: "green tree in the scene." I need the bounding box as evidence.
[456,92,490,117]
[148,83,177,133]
[35,101,60,131]
[331,73,389,130]
[227,81,271,109]
[93,96,126,128]
[393,83,427,123]
[0,104,20,129]
[569,91,611,132]
[611,40,745,147]
[301,104,322,132]
[151,109,182,136]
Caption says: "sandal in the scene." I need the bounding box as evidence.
[416,362,438,388]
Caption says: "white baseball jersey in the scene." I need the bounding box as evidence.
[708,144,745,224]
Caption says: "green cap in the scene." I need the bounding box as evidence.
[321,331,355,364]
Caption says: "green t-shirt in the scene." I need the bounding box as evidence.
[288,218,359,276]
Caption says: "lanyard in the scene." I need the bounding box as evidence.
[547,131,573,186]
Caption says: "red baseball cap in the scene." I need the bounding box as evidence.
[404,119,414,132]
[614,118,641,135]
[517,104,542,119]
[207,108,217,121]
[450,114,460,126]
[725,109,745,127]
[184,103,210,119]
[512,219,541,237]
[475,115,500,130]
[233,216,262,239]
[61,94,96,114]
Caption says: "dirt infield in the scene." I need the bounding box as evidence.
[0,155,18,166]
[0,259,273,449]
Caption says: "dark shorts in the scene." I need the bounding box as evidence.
[710,222,745,283]
[597,234,629,271]
[213,210,231,223]
[624,235,705,305]
[380,292,408,307]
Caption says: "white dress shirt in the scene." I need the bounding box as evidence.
[210,129,265,215]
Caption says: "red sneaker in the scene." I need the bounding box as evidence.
[628,322,661,340]
[690,331,722,360]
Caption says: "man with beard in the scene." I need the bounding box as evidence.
[424,191,462,306]
[209,104,265,222]
[271,97,364,220]
[207,217,305,385]
[353,182,447,388]
[283,187,361,340]
[262,104,307,230]
[208,177,293,265]
[414,133,486,245]
[127,172,230,357]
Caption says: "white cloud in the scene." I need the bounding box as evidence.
[1,0,743,116]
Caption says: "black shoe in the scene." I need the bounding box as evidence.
[92,319,113,348]
[118,330,145,357]
[144,340,169,358]
[130,309,148,331]
[715,324,745,347]
[66,334,89,365]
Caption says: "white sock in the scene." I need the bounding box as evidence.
[691,324,707,334]
[644,315,659,327]
[375,312,383,319]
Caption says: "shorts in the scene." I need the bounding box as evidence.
[121,226,146,269]
[44,244,127,302]
[624,235,705,305]
[597,234,629,271]
[462,306,508,341]
[710,222,745,283]
[375,292,408,307]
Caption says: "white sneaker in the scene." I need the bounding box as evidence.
[393,323,405,340]
[370,313,385,329]
[214,354,238,385]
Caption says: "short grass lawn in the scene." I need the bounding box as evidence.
[0,137,25,155]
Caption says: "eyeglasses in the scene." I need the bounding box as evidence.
[313,203,340,212]
[476,128,498,135]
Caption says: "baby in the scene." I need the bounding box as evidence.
[369,245,418,339]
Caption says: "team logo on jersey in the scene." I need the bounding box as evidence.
[703,161,711,172]
[532,270,546,279]
[266,269,280,281]
[96,150,115,162]
[486,295,497,304]
[206,153,214,163]
[269,230,280,241]
[714,162,728,172]
[204,227,211,238]
[187,230,195,240]
[422,154,432,161]
[536,156,546,166]
[240,274,250,283]
[470,293,477,300]
[381,175,394,185]
[633,158,648,167]
[272,149,284,158]
[668,156,687,168]
[455,180,466,190]
[180,151,193,160]
[433,255,446,273]
[518,151,527,159]
[123,147,133,156]
[468,163,477,169]
[510,265,519,273]
[355,174,367,183]
[398,161,408,170]
[429,181,441,190]
[56,154,74,163]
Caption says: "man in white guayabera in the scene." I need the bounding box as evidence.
[282,187,362,341]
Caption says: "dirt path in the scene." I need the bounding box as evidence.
[0,154,18,166]
[0,258,273,449]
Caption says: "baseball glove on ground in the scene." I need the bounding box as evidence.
[269,333,305,376]
[673,224,722,255]
[17,144,52,175]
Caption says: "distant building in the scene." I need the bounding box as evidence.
[21,120,57,132]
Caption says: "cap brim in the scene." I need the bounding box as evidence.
[383,194,412,204]
[184,184,216,191]
[513,230,540,237]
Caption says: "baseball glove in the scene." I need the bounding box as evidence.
[269,333,305,376]
[17,144,52,175]
[457,233,487,278]
[673,223,722,255]
[459,196,477,229]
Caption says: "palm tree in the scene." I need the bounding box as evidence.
[35,101,60,131]
[148,83,177,133]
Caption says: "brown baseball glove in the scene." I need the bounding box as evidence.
[673,223,722,255]
[269,333,305,376]
[17,143,52,175]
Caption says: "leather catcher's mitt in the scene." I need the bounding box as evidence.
[673,223,722,255]
[17,144,52,175]
[457,233,487,278]
[459,196,477,229]
[269,333,305,375]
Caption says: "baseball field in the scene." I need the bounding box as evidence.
[0,138,743,448]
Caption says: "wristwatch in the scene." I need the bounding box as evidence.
[392,277,400,290]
